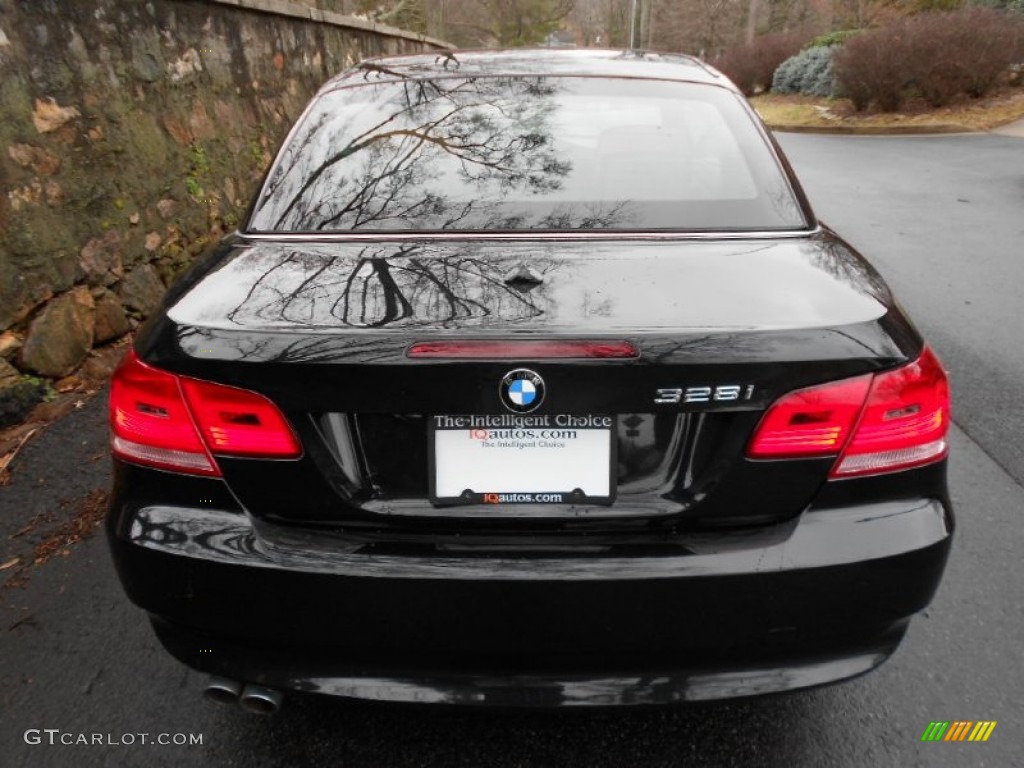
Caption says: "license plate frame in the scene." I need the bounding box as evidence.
[428,414,616,506]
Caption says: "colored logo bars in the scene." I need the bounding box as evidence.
[920,721,997,742]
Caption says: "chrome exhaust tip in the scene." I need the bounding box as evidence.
[203,676,242,706]
[238,684,283,715]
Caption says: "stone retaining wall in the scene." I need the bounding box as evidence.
[0,0,445,422]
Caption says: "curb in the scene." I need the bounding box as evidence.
[765,122,975,135]
[990,117,1024,137]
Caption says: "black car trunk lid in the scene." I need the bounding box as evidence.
[139,232,919,531]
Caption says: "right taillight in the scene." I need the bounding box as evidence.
[831,346,950,478]
[110,350,301,476]
[747,346,950,478]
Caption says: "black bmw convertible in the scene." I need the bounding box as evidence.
[106,49,953,712]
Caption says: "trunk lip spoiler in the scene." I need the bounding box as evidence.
[236,226,823,245]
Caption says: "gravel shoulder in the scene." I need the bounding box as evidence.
[753,90,1024,134]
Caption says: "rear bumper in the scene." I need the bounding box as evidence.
[152,618,907,706]
[107,489,953,706]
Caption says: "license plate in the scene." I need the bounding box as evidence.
[429,414,615,505]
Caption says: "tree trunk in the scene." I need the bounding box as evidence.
[746,0,761,42]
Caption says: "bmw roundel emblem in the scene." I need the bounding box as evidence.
[499,369,545,414]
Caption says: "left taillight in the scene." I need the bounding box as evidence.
[180,378,302,459]
[109,350,300,476]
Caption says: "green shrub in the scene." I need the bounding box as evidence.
[773,46,838,97]
[973,0,1024,13]
[804,30,861,50]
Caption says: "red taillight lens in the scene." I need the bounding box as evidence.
[110,351,218,476]
[181,379,301,459]
[110,350,300,476]
[746,375,872,458]
[746,347,951,478]
[831,347,949,478]
[406,340,639,359]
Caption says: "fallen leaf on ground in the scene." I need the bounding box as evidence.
[7,615,38,632]
[0,428,39,486]
[31,489,109,568]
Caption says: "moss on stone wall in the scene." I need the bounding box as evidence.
[0,0,440,388]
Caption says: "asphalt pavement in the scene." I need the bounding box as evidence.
[778,131,1024,487]
[1,131,1023,767]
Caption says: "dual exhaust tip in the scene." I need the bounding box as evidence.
[204,676,282,715]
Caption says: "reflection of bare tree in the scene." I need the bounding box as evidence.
[335,249,547,328]
[253,74,578,232]
[805,234,891,301]
[766,179,803,228]
[176,325,414,364]
[222,244,551,330]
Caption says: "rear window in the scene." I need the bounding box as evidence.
[249,76,808,233]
